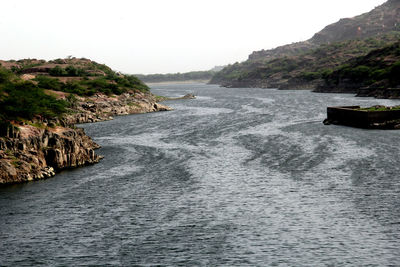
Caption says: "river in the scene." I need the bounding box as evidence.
[1,83,400,266]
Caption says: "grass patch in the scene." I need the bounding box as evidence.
[11,159,22,168]
[154,95,169,102]
[25,120,47,129]
[359,106,400,111]
[127,102,141,108]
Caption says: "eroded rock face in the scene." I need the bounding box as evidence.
[0,125,102,185]
[63,92,173,125]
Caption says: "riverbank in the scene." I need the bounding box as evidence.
[146,80,210,86]
[0,92,172,185]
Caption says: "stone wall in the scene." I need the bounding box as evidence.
[325,106,400,129]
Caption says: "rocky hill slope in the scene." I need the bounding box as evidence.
[309,0,400,45]
[316,41,400,96]
[210,0,400,92]
[0,58,171,185]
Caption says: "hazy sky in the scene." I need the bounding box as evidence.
[0,0,387,74]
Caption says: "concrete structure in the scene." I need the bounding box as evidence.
[325,106,400,129]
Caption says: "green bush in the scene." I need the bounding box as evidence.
[50,58,66,64]
[65,66,87,77]
[35,75,63,90]
[300,72,321,81]
[371,69,387,79]
[49,66,87,77]
[0,81,67,120]
[341,65,372,81]
[49,66,67,76]
[65,93,78,108]
[0,68,13,84]
[62,81,86,95]
[125,75,149,92]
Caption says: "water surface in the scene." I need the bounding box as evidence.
[1,84,400,266]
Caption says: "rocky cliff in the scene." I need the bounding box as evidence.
[0,91,172,185]
[0,124,101,184]
[0,95,171,185]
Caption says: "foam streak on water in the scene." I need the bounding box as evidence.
[1,84,400,266]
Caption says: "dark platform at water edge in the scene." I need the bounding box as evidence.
[324,105,400,129]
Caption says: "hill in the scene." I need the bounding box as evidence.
[136,66,224,84]
[0,57,149,96]
[210,0,400,91]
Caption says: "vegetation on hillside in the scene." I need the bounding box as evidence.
[136,70,217,83]
[4,57,149,96]
[210,0,400,89]
[0,67,68,134]
[321,41,400,89]
[0,58,151,135]
[34,73,148,96]
[210,32,400,88]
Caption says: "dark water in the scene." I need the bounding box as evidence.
[1,83,400,266]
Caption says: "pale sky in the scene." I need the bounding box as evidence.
[0,0,387,74]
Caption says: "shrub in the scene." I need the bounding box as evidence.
[49,65,87,77]
[0,81,67,120]
[62,81,86,95]
[65,66,87,77]
[0,67,14,84]
[125,75,149,92]
[301,72,321,81]
[49,66,67,76]
[35,75,63,90]
[341,65,372,82]
[50,59,66,64]
[65,93,78,108]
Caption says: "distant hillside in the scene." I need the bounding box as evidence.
[137,67,224,83]
[212,32,400,89]
[210,0,400,91]
[316,41,400,96]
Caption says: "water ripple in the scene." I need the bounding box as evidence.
[1,84,400,266]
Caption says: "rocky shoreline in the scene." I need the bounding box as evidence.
[63,91,172,124]
[213,79,400,100]
[0,92,172,185]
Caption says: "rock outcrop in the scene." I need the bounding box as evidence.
[0,125,101,184]
[63,91,172,125]
[0,92,173,185]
